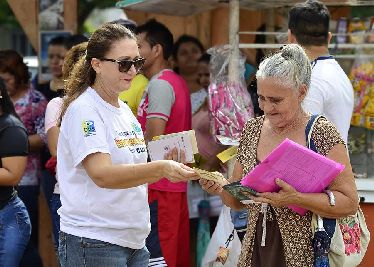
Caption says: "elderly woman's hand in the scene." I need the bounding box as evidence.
[248,178,300,207]
[199,178,226,196]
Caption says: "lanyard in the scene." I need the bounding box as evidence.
[311,55,334,69]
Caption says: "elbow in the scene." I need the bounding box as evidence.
[348,199,360,216]
[9,175,22,186]
[89,172,115,189]
[90,174,109,188]
[340,198,359,217]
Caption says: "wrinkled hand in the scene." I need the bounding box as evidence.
[247,179,300,207]
[199,178,225,196]
[162,160,199,183]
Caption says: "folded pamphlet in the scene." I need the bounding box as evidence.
[148,130,198,163]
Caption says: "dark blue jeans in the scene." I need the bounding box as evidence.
[59,232,150,267]
[0,196,31,267]
[17,185,43,267]
[50,193,61,250]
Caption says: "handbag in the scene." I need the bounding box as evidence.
[307,115,370,267]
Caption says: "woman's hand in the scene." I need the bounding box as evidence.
[248,178,300,207]
[162,160,199,183]
[199,178,225,196]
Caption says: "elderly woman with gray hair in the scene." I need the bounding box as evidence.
[200,44,358,267]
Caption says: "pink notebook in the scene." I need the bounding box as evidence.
[240,138,345,216]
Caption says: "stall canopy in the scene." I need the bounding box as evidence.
[116,0,374,16]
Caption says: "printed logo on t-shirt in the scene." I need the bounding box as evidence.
[82,120,96,137]
[131,122,142,134]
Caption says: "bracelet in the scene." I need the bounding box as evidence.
[324,190,336,206]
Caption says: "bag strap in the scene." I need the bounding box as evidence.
[306,115,337,238]
[305,114,322,153]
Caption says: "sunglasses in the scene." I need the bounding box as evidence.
[100,57,146,73]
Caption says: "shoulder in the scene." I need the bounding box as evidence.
[66,92,97,118]
[242,116,265,133]
[0,114,24,129]
[312,116,345,156]
[47,97,63,109]
[0,114,27,137]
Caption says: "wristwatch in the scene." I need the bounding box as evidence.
[324,190,336,206]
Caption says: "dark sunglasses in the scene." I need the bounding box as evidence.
[100,57,146,73]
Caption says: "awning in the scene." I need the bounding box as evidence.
[116,0,374,16]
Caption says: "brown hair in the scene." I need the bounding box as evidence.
[62,42,88,81]
[0,50,30,89]
[58,23,136,125]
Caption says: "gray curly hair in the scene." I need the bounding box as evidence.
[256,43,311,90]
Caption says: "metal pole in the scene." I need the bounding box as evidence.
[227,0,240,178]
[228,0,239,83]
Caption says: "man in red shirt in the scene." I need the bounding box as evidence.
[137,19,192,267]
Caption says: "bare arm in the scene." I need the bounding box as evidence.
[29,134,44,152]
[82,152,198,189]
[144,118,167,142]
[200,160,247,211]
[295,143,358,217]
[47,126,60,157]
[0,156,27,186]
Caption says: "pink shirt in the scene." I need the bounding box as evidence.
[138,69,191,192]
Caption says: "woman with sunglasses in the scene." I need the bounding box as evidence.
[57,23,198,267]
[0,78,31,267]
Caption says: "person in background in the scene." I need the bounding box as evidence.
[288,0,354,143]
[57,23,197,267]
[192,53,225,171]
[173,34,204,95]
[35,34,89,231]
[190,53,209,115]
[35,35,69,100]
[137,19,192,267]
[0,49,47,267]
[112,19,150,116]
[200,44,358,267]
[0,78,31,267]
[44,42,88,253]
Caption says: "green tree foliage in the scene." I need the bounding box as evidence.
[0,1,21,28]
[78,0,116,32]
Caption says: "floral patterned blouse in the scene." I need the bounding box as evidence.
[236,115,345,267]
[14,87,47,186]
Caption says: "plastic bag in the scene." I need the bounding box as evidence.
[207,45,254,144]
[201,205,242,267]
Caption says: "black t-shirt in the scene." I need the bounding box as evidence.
[0,114,28,209]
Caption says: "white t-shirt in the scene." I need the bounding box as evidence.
[302,58,353,143]
[57,87,150,249]
[44,97,63,194]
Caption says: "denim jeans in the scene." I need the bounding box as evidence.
[59,232,150,267]
[0,196,31,267]
[50,193,61,250]
[41,169,57,209]
[17,185,43,267]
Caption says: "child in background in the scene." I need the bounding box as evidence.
[192,54,226,171]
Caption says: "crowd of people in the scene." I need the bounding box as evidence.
[0,0,363,267]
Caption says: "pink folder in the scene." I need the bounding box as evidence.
[240,138,345,216]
